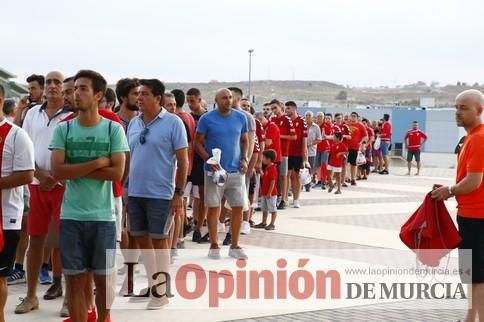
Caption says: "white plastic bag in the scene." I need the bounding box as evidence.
[373,137,381,150]
[207,148,227,186]
[356,151,367,166]
[299,168,312,185]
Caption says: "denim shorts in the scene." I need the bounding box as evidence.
[261,196,277,213]
[128,197,173,240]
[59,220,116,276]
[316,151,329,166]
[380,141,391,157]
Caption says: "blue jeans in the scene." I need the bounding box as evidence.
[59,220,116,275]
[380,141,391,157]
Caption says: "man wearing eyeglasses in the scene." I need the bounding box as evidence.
[126,79,188,310]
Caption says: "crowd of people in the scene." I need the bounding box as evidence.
[0,70,439,322]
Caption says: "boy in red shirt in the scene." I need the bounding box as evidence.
[254,150,278,230]
[327,132,348,194]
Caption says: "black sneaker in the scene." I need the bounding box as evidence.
[277,200,286,210]
[304,184,311,192]
[198,233,210,244]
[321,183,327,190]
[253,222,267,229]
[351,180,356,186]
[249,220,255,227]
[222,233,232,246]
[192,230,201,242]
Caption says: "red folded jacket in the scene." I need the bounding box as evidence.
[400,192,461,267]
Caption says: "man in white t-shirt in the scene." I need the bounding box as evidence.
[0,84,35,322]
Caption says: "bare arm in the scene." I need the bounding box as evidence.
[86,152,126,181]
[0,170,34,189]
[194,132,210,162]
[432,172,483,200]
[247,130,255,162]
[302,137,308,162]
[452,172,483,195]
[51,149,110,180]
[281,134,297,141]
[174,148,189,190]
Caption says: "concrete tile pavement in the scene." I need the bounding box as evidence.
[5,165,468,322]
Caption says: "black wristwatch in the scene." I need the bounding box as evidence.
[174,188,184,196]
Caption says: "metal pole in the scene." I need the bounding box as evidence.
[248,49,254,102]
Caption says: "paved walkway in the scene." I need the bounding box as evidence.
[6,166,468,322]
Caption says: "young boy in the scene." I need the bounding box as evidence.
[327,132,348,194]
[254,150,278,230]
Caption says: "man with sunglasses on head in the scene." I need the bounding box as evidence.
[126,79,188,310]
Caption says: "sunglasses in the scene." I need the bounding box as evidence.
[263,108,270,112]
[139,127,149,144]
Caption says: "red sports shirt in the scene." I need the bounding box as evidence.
[328,142,348,168]
[264,121,282,163]
[288,115,308,157]
[261,163,278,196]
[381,122,392,142]
[271,115,295,157]
[405,129,428,151]
[347,122,368,150]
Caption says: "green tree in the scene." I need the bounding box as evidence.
[336,90,348,100]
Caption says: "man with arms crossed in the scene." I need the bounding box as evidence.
[0,84,35,322]
[50,70,129,322]
[432,89,484,322]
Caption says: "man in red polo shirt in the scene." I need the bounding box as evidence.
[404,121,428,176]
[285,101,308,208]
[269,99,295,209]
[380,113,392,174]
[347,112,368,185]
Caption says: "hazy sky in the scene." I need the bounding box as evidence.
[2,0,483,87]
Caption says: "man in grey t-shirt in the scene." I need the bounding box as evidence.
[305,111,322,191]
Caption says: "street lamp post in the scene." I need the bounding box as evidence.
[248,49,254,102]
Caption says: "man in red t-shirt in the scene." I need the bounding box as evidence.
[380,113,392,174]
[269,99,295,210]
[334,113,352,187]
[347,112,368,185]
[285,101,308,208]
[404,121,428,176]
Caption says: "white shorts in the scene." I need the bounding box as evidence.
[327,165,342,173]
[183,182,193,198]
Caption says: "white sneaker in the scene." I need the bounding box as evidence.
[217,222,226,233]
[293,200,300,208]
[240,221,251,235]
[147,296,169,310]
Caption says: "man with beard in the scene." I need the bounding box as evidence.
[284,101,308,208]
[115,78,139,129]
[13,74,45,126]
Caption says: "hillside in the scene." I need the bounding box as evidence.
[163,80,483,107]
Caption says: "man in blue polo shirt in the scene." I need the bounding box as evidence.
[195,88,249,260]
[127,79,188,310]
